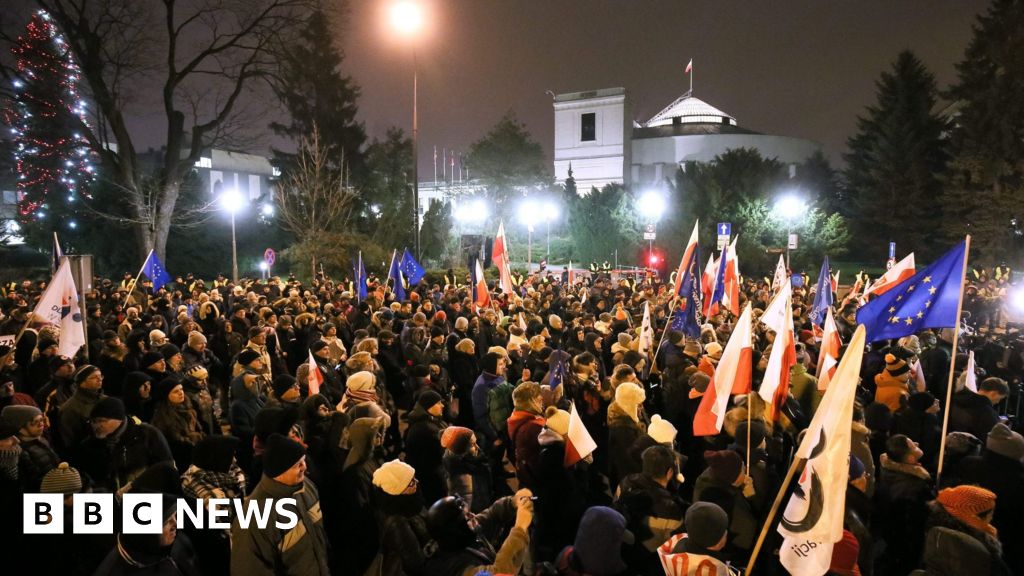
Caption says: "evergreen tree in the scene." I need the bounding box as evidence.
[566,184,639,264]
[3,11,95,248]
[843,50,947,259]
[420,199,453,264]
[943,0,1024,264]
[270,4,366,177]
[466,110,549,210]
[362,128,414,250]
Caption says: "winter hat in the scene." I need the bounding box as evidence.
[734,419,769,450]
[944,431,982,458]
[849,455,866,481]
[74,364,100,384]
[440,426,474,453]
[263,433,306,479]
[828,529,861,576]
[863,402,893,431]
[480,352,502,374]
[187,331,207,348]
[544,406,570,436]
[936,485,998,535]
[416,390,444,410]
[704,450,743,484]
[573,507,631,576]
[688,371,711,393]
[254,407,299,443]
[704,342,723,361]
[141,351,164,369]
[49,354,73,372]
[648,415,678,445]
[512,382,542,411]
[160,343,181,360]
[193,435,240,473]
[898,335,923,356]
[614,381,646,408]
[683,340,702,358]
[372,459,416,495]
[2,405,41,431]
[272,375,298,399]
[237,349,261,367]
[149,329,167,345]
[668,331,685,346]
[884,353,910,378]
[40,462,82,494]
[309,340,329,354]
[684,502,729,549]
[986,422,1024,461]
[152,376,183,402]
[346,371,376,393]
[185,365,209,381]
[908,391,937,412]
[617,333,632,348]
[90,397,126,421]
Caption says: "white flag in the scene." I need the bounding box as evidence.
[779,326,866,576]
[638,301,654,357]
[758,282,795,405]
[772,254,787,294]
[32,259,85,358]
[964,350,977,393]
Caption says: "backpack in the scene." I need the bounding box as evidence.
[486,381,515,432]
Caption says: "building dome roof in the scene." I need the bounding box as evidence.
[645,94,737,128]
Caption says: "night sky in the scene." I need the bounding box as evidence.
[343,0,987,173]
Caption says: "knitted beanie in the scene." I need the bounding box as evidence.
[187,331,207,348]
[614,381,646,408]
[512,382,542,411]
[141,351,164,369]
[936,485,997,536]
[689,371,711,393]
[908,391,937,412]
[849,455,866,481]
[161,343,181,360]
[237,349,261,367]
[372,459,416,495]
[90,397,126,420]
[704,342,723,360]
[416,390,444,410]
[2,405,41,430]
[263,433,306,479]
[40,462,82,494]
[185,365,209,382]
[986,422,1024,461]
[684,502,729,549]
[884,353,910,377]
[440,426,474,453]
[704,450,743,484]
[828,529,861,576]
[544,406,570,436]
[346,371,376,392]
[271,375,298,399]
[647,415,678,445]
[74,365,100,384]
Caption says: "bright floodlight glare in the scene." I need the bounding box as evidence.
[455,197,489,223]
[261,203,275,217]
[390,1,423,35]
[259,261,269,271]
[638,191,666,222]
[220,189,245,214]
[775,194,807,221]
[543,201,559,220]
[1013,287,1024,312]
[518,200,539,225]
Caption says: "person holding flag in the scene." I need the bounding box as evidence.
[386,249,406,302]
[399,247,426,287]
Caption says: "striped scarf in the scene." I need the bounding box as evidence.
[340,387,378,411]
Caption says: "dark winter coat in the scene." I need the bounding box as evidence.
[443,450,492,513]
[506,409,545,489]
[94,532,201,576]
[402,404,447,504]
[920,501,1011,576]
[73,418,174,492]
[948,389,1000,443]
[961,450,1024,576]
[18,437,60,491]
[692,468,758,552]
[374,491,432,576]
[534,430,589,563]
[616,473,687,574]
[607,401,645,490]
[874,454,933,576]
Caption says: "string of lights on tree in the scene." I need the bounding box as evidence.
[3,10,95,233]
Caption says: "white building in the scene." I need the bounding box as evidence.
[553,88,821,191]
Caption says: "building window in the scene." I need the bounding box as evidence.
[2,190,16,205]
[581,113,596,142]
[249,175,261,200]
[194,156,212,169]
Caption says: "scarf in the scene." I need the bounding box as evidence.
[341,387,377,411]
[0,445,22,480]
[181,462,247,502]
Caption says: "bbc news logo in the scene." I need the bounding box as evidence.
[24,494,300,534]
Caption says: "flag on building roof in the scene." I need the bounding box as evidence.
[685,59,693,74]
[779,325,866,576]
[856,241,967,342]
[399,248,426,286]
[141,250,172,291]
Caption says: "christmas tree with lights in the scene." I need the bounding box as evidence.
[3,10,94,245]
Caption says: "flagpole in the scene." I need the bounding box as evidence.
[124,250,153,308]
[746,392,753,474]
[386,249,398,295]
[936,235,971,484]
[745,455,806,575]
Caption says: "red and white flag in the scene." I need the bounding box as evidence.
[474,258,490,308]
[723,236,740,317]
[685,59,693,74]
[865,253,915,297]
[694,304,753,436]
[31,259,85,358]
[758,281,796,421]
[565,402,597,467]
[638,302,654,357]
[701,254,718,316]
[673,220,699,297]
[493,221,515,295]
[518,312,528,333]
[816,309,842,391]
[772,254,788,295]
[307,349,323,396]
[779,326,866,576]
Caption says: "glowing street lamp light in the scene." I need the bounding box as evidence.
[542,201,559,258]
[389,1,424,35]
[220,188,246,283]
[774,193,807,268]
[638,190,666,223]
[388,1,425,258]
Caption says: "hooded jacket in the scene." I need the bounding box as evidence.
[507,409,545,489]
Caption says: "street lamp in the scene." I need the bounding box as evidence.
[638,190,666,271]
[454,197,489,263]
[542,201,559,258]
[258,261,269,280]
[775,193,807,269]
[220,188,245,283]
[518,200,538,273]
[389,1,425,258]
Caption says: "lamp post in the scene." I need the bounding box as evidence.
[638,190,666,271]
[389,1,424,257]
[454,197,489,266]
[543,201,559,259]
[221,189,245,283]
[775,194,807,269]
[519,200,541,273]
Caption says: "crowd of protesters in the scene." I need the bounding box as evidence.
[0,261,1021,576]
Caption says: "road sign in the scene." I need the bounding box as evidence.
[888,241,896,260]
[886,258,896,270]
[788,233,799,250]
[716,222,731,250]
[643,223,656,241]
[264,248,276,266]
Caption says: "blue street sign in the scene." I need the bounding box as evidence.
[717,222,732,236]
[888,242,896,260]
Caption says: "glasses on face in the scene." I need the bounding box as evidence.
[29,417,45,426]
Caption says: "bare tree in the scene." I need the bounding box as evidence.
[275,125,359,277]
[2,0,310,261]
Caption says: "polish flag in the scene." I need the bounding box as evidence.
[831,270,840,294]
[703,254,721,317]
[964,350,977,393]
[565,402,597,467]
[493,221,515,295]
[701,254,716,307]
[816,308,842,391]
[518,312,527,333]
[673,220,699,297]
[694,304,753,436]
[865,253,915,297]
[771,254,787,295]
[474,258,490,308]
[685,59,693,74]
[307,349,323,396]
[722,236,740,317]
[758,282,796,421]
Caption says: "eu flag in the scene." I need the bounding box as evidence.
[388,251,406,302]
[856,241,967,342]
[353,252,367,301]
[548,350,569,390]
[809,257,833,328]
[141,251,172,291]
[672,244,703,337]
[399,248,426,286]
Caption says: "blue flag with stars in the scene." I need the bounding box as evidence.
[388,250,406,302]
[141,250,172,291]
[399,248,426,286]
[671,244,703,337]
[548,350,569,390]
[809,256,833,328]
[856,240,967,342]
